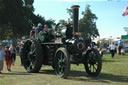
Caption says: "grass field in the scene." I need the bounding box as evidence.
[0,53,128,85]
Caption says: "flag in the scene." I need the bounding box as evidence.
[122,6,128,16]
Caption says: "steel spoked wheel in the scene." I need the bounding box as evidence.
[84,48,102,77]
[54,47,70,79]
[22,40,43,73]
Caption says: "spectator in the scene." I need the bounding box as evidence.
[16,45,19,56]
[118,40,123,55]
[5,46,12,72]
[109,42,116,58]
[35,23,43,37]
[9,44,16,65]
[99,48,104,57]
[44,24,49,32]
[30,26,36,39]
[0,44,5,73]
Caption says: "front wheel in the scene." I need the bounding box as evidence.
[84,48,102,77]
[54,47,70,79]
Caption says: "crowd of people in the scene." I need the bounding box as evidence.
[98,39,126,58]
[109,40,125,58]
[30,23,49,39]
[104,40,125,58]
[0,44,16,73]
[0,23,50,73]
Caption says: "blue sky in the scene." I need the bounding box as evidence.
[33,0,128,38]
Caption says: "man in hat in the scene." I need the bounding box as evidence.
[35,23,43,37]
[0,44,5,73]
[44,24,49,32]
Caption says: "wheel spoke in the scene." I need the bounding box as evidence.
[60,67,64,74]
[89,64,91,71]
[93,65,96,72]
[94,64,97,71]
[96,63,98,66]
[60,52,63,61]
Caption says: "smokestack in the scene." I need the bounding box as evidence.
[72,5,80,36]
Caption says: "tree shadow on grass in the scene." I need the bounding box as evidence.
[68,70,128,83]
[38,69,55,75]
[0,71,32,75]
[102,59,115,63]
[37,69,128,83]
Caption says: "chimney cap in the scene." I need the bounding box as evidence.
[72,5,80,8]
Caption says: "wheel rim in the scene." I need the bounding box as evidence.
[55,50,67,76]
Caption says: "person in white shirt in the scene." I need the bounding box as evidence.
[0,44,5,73]
[109,42,116,58]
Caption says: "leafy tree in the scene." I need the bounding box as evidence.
[58,19,66,25]
[0,0,26,39]
[66,5,99,39]
[56,19,66,32]
[58,19,66,29]
[45,19,55,28]
[30,14,46,27]
[0,0,55,40]
[23,0,34,6]
[79,5,99,38]
[66,8,73,20]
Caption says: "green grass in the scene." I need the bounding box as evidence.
[0,53,128,85]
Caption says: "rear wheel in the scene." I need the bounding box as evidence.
[22,40,43,73]
[84,48,102,77]
[54,47,70,79]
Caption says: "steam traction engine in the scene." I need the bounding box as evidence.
[22,5,102,78]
